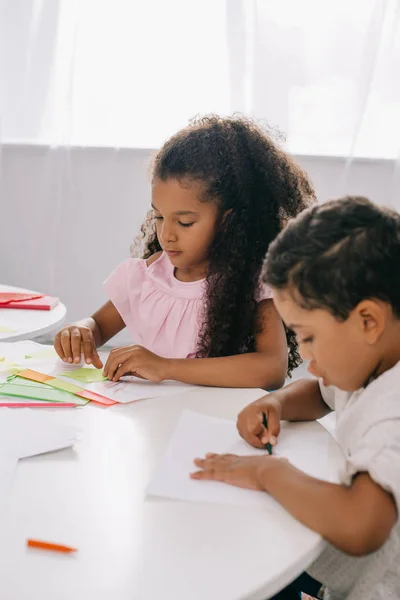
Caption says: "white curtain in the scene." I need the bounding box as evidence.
[1,0,399,158]
[0,0,399,334]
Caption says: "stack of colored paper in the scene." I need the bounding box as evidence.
[0,340,199,407]
[0,292,59,311]
[0,341,116,407]
[0,376,88,408]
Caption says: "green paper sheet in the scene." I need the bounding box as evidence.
[25,348,57,360]
[0,377,88,406]
[49,378,82,394]
[58,368,107,383]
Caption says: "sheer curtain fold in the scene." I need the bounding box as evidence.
[1,0,400,161]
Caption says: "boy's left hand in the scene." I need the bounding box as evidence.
[103,345,170,382]
[190,453,277,490]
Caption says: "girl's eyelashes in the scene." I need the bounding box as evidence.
[154,215,194,228]
[179,221,195,228]
[300,336,314,344]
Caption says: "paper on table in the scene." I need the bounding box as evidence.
[49,378,82,394]
[0,341,49,371]
[57,367,107,383]
[0,408,80,460]
[85,377,199,403]
[30,358,199,404]
[0,408,80,516]
[25,347,57,360]
[0,377,87,405]
[0,293,42,304]
[147,410,342,509]
[0,342,198,403]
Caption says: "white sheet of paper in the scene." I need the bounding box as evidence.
[0,406,79,516]
[85,377,198,403]
[0,408,79,459]
[147,410,342,509]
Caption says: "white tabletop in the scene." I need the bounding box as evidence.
[0,285,67,342]
[0,387,343,600]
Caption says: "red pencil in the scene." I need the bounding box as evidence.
[0,403,77,408]
[27,539,77,553]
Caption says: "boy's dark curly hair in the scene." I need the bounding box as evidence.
[134,115,315,375]
[264,195,400,319]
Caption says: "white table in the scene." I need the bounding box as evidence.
[0,285,67,342]
[0,387,343,600]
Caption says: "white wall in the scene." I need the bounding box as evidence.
[0,144,398,345]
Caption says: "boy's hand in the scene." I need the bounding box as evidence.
[190,453,283,490]
[237,395,281,449]
[103,345,170,382]
[54,325,103,368]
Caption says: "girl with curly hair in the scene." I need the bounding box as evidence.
[54,115,314,389]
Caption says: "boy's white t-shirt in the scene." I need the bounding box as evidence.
[307,361,400,600]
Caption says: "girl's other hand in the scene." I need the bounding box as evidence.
[54,325,103,368]
[103,345,169,382]
[237,395,281,449]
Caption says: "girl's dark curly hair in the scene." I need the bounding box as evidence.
[134,115,315,375]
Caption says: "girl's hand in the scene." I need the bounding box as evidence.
[103,345,170,382]
[54,325,103,368]
[190,453,282,490]
[237,395,282,449]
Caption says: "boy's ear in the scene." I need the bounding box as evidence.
[355,299,387,344]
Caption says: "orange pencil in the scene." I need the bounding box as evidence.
[27,539,77,554]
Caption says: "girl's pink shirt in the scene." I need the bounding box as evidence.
[104,252,272,359]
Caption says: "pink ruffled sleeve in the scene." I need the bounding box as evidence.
[103,258,145,325]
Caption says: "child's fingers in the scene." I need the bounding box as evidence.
[237,419,266,449]
[81,337,94,364]
[104,347,134,379]
[103,353,122,379]
[91,351,103,369]
[103,356,116,379]
[80,330,103,367]
[190,459,217,481]
[60,329,73,363]
[102,349,121,378]
[112,360,133,381]
[70,328,83,363]
[247,411,268,443]
[261,408,280,446]
[237,409,266,448]
[190,470,213,480]
[54,333,65,361]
